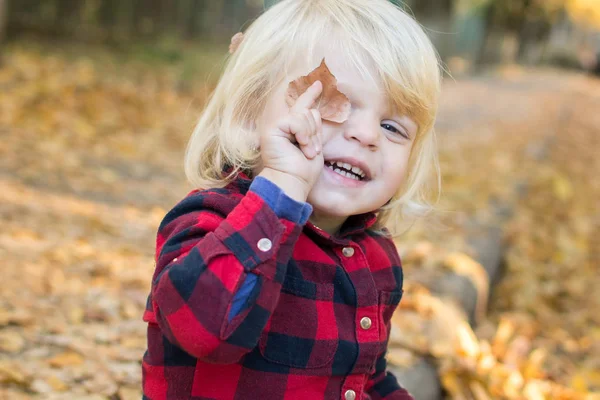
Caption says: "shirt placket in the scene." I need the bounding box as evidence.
[337,243,381,399]
[340,374,367,400]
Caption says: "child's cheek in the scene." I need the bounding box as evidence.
[320,121,337,145]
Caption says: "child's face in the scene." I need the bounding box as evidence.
[257,44,417,232]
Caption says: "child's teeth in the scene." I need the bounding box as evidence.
[327,161,365,180]
[351,166,364,176]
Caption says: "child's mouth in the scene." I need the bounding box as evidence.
[324,160,368,181]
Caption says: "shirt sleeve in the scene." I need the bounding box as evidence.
[149,178,311,364]
[227,176,312,320]
[249,176,313,224]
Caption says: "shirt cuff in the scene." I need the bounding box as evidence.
[249,176,313,224]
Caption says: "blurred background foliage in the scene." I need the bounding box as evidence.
[0,0,599,75]
[0,1,599,400]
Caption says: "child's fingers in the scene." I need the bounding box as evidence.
[293,111,317,147]
[304,111,317,140]
[310,109,322,153]
[301,110,321,155]
[310,137,319,157]
[293,126,318,160]
[278,113,305,141]
[293,116,312,146]
[277,108,321,159]
[301,141,317,159]
[311,109,322,132]
[291,81,323,112]
[312,134,321,155]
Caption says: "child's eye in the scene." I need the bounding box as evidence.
[381,123,408,139]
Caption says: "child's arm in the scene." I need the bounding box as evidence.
[364,322,414,400]
[150,180,310,364]
[149,81,325,364]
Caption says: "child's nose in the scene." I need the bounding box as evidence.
[343,112,380,149]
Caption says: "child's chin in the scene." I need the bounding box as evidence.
[309,194,364,217]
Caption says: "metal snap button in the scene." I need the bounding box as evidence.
[360,317,372,330]
[257,238,272,252]
[342,247,354,257]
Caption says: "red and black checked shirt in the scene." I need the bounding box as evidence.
[142,171,413,400]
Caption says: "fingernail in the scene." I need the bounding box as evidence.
[311,137,319,153]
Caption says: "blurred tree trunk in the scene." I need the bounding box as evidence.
[183,0,207,39]
[116,0,134,40]
[99,0,118,42]
[515,0,533,62]
[475,2,496,67]
[264,0,279,9]
[0,0,6,48]
[229,0,248,31]
[57,0,78,22]
[3,0,265,44]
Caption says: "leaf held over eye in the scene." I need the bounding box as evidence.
[285,58,351,123]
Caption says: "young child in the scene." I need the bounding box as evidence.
[142,0,441,399]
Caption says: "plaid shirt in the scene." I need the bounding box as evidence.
[142,171,413,400]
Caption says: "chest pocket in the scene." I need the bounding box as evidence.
[258,276,338,369]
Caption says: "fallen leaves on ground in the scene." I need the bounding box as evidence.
[0,46,201,399]
[0,46,599,399]
[389,68,600,399]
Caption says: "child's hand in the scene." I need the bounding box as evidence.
[258,81,324,203]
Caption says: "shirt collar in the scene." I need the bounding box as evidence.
[225,167,377,240]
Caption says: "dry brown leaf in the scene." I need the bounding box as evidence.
[47,351,85,367]
[285,58,351,123]
[385,348,419,367]
[0,361,29,386]
[119,387,144,400]
[0,331,26,353]
[45,375,68,392]
[443,252,489,324]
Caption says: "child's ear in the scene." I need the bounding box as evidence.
[243,119,260,151]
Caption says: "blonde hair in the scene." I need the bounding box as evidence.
[185,0,442,237]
